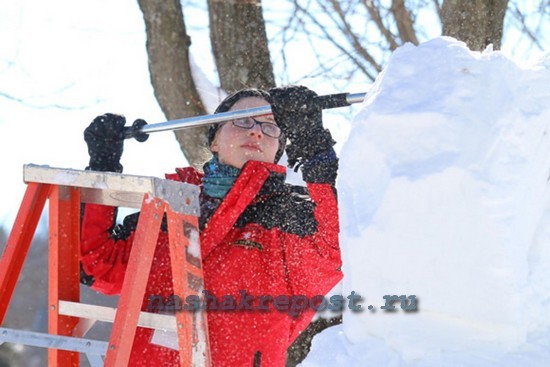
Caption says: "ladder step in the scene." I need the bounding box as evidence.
[58,301,177,332]
[0,327,108,355]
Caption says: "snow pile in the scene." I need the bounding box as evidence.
[303,37,550,366]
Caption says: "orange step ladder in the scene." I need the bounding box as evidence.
[0,164,211,366]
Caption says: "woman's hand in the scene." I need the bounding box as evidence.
[269,85,336,171]
[84,113,126,172]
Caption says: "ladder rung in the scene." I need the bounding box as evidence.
[58,301,177,332]
[0,327,108,355]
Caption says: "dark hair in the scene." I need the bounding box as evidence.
[208,88,286,163]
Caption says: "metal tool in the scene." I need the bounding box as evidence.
[124,92,366,141]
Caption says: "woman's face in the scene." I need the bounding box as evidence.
[211,97,280,169]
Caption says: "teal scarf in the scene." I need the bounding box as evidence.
[202,156,241,198]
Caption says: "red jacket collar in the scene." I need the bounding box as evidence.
[166,161,286,186]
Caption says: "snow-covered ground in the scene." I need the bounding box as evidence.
[303,37,550,366]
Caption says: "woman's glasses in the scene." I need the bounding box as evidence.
[231,118,282,138]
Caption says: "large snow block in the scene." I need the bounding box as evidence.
[332,37,550,363]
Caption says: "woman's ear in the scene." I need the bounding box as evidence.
[210,137,219,153]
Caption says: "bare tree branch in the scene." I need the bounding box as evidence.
[325,0,384,71]
[364,0,400,50]
[0,91,98,110]
[293,0,378,80]
[270,1,304,84]
[509,3,545,50]
[391,0,419,45]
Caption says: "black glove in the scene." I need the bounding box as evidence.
[84,113,126,172]
[269,85,337,183]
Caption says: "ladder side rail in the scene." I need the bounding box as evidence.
[166,207,194,366]
[48,185,82,366]
[103,194,165,367]
[0,182,51,323]
[181,213,212,367]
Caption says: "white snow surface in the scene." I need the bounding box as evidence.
[302,37,550,366]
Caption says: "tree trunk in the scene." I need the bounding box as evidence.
[441,0,509,50]
[286,315,342,367]
[138,0,211,169]
[207,0,275,92]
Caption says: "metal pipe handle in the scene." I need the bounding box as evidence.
[124,92,365,140]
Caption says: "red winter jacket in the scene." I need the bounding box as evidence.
[81,160,342,366]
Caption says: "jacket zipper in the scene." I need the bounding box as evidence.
[253,350,261,367]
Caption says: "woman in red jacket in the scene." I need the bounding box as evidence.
[81,85,342,366]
